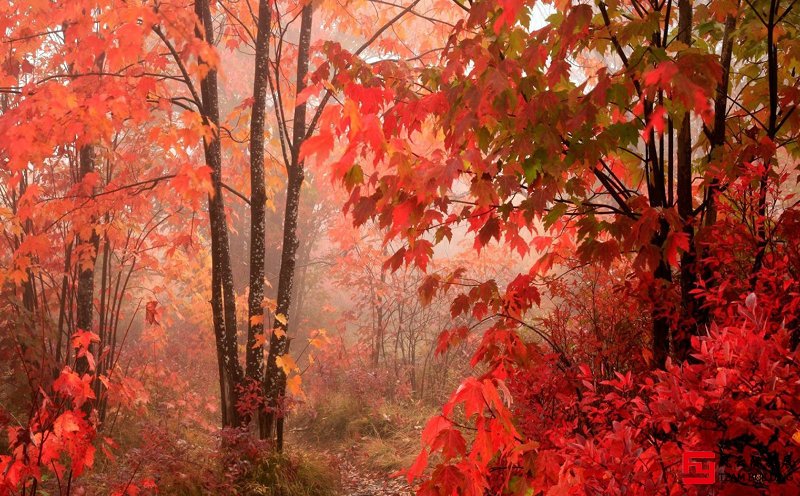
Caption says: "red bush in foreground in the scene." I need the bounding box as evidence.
[409,295,800,495]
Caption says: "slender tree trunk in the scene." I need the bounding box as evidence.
[374,298,384,367]
[751,0,780,282]
[55,242,73,366]
[15,176,38,314]
[696,12,737,330]
[195,0,243,427]
[94,236,110,413]
[648,133,672,369]
[247,0,271,435]
[703,13,736,230]
[72,21,104,378]
[288,240,312,335]
[674,0,695,362]
[264,3,313,449]
[641,13,677,369]
[75,145,100,377]
[265,163,304,445]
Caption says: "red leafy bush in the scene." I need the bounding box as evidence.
[525,296,800,494]
[410,293,800,496]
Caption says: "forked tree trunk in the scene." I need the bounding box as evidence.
[263,3,313,449]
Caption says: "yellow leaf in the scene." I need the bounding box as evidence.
[275,354,297,374]
[286,374,303,397]
[274,313,288,326]
[793,430,800,445]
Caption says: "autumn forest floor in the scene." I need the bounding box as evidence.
[289,397,434,496]
[334,443,413,496]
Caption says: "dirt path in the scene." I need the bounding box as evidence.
[336,450,413,496]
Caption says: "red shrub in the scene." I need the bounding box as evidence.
[411,294,800,495]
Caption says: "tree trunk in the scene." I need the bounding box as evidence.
[674,0,695,362]
[695,12,737,331]
[55,242,73,366]
[641,28,671,368]
[73,22,104,378]
[263,3,313,449]
[75,145,100,377]
[751,0,779,282]
[247,0,271,435]
[647,126,672,369]
[195,0,243,428]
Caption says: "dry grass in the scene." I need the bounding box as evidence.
[242,451,340,496]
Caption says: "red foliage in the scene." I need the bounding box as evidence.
[405,292,800,495]
[1,334,99,494]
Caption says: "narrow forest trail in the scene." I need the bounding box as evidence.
[336,448,413,496]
